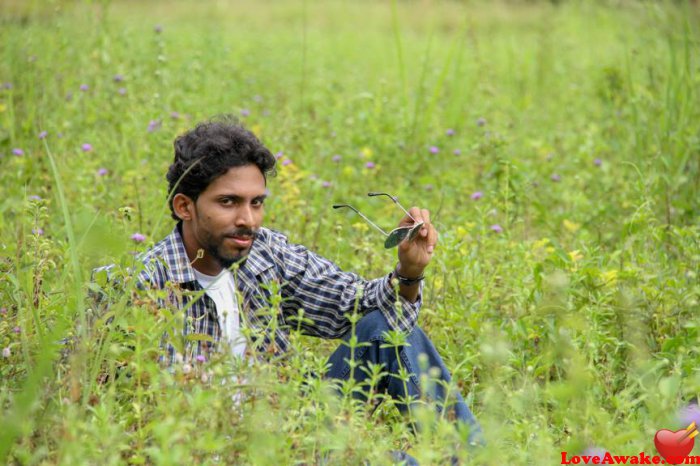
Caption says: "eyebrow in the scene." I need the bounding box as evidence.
[217,193,268,202]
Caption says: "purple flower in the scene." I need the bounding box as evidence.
[471,191,483,201]
[275,151,284,160]
[253,95,263,103]
[38,131,48,140]
[490,224,503,233]
[147,119,161,132]
[131,233,146,243]
[28,195,42,201]
[32,228,44,236]
[13,326,20,334]
[679,402,700,427]
[322,181,332,188]
[97,168,108,176]
[195,354,206,363]
[551,174,561,182]
[240,108,250,117]
[118,87,127,96]
[282,159,293,166]
[476,117,487,127]
[65,92,73,102]
[581,447,607,461]
[79,84,89,92]
[0,307,7,316]
[154,24,163,33]
[2,82,12,90]
[594,158,602,167]
[365,161,375,169]
[81,143,93,152]
[2,347,10,358]
[424,184,434,191]
[57,132,64,139]
[429,146,439,154]
[113,74,124,83]
[170,111,180,120]
[332,154,342,163]
[446,128,455,136]
[12,148,24,156]
[453,149,461,156]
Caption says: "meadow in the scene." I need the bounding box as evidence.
[1,0,699,464]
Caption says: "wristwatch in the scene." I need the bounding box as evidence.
[392,266,424,287]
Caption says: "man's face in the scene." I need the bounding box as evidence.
[187,164,267,269]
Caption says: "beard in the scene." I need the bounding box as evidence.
[200,227,258,269]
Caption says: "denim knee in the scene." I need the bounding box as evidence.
[351,309,391,342]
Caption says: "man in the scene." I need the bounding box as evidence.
[99,116,481,449]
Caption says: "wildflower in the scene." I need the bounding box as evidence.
[81,143,93,152]
[182,363,192,374]
[365,161,375,169]
[476,117,487,127]
[453,149,461,156]
[0,307,6,316]
[12,148,24,156]
[147,120,161,132]
[28,195,42,201]
[424,184,434,191]
[65,92,73,102]
[154,24,163,33]
[79,84,89,92]
[131,233,146,243]
[253,95,263,103]
[581,448,606,461]
[170,111,180,119]
[594,158,602,167]
[201,372,210,383]
[275,151,284,160]
[97,168,108,176]
[196,354,206,363]
[57,132,63,138]
[332,154,342,163]
[38,131,48,140]
[2,347,10,358]
[679,402,700,427]
[429,146,439,154]
[113,74,124,83]
[322,181,331,188]
[240,109,250,117]
[282,159,292,166]
[32,228,44,236]
[471,191,483,201]
[551,174,561,182]
[490,224,503,233]
[2,82,12,89]
[118,87,127,96]
[13,326,20,334]
[446,128,455,136]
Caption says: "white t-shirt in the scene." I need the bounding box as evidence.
[194,268,246,359]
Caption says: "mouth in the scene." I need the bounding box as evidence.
[224,235,254,248]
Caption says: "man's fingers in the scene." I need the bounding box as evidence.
[420,208,431,237]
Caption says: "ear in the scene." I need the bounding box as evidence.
[172,193,195,221]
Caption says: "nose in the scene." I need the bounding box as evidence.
[235,205,254,228]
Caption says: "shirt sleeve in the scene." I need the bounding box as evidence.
[270,232,423,339]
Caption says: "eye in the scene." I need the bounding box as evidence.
[252,198,265,207]
[220,198,235,206]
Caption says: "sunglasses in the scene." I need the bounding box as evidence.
[333,192,424,249]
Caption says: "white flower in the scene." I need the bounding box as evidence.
[2,347,11,358]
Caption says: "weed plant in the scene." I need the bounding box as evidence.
[1,0,699,464]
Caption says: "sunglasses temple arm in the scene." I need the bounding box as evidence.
[368,192,417,222]
[333,204,389,236]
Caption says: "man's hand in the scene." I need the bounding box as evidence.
[396,207,438,280]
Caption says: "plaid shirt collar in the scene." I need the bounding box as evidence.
[161,223,275,284]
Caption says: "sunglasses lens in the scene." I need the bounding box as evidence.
[384,227,410,248]
[408,222,424,241]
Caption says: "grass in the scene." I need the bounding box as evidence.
[1,0,699,464]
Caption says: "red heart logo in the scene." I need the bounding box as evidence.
[654,429,695,464]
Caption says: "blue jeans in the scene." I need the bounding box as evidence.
[325,310,483,446]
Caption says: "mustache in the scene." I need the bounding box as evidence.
[223,228,258,239]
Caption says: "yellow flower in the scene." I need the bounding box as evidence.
[600,270,618,286]
[360,147,373,158]
[563,219,580,233]
[568,250,583,262]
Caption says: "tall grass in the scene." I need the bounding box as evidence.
[1,0,699,464]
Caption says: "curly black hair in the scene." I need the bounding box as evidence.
[166,116,276,221]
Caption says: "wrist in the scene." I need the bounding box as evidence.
[393,263,424,286]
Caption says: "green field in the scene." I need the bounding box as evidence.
[1,0,699,464]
